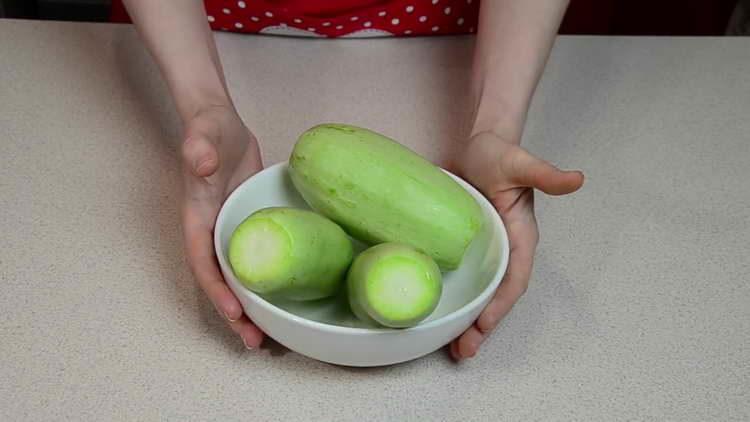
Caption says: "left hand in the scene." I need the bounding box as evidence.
[180,104,266,349]
[449,130,584,360]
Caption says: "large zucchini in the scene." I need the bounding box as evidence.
[289,124,482,270]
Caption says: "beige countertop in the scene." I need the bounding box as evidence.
[1,19,749,421]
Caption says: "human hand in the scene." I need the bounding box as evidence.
[180,104,265,349]
[449,131,584,360]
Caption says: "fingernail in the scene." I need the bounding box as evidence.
[215,305,238,323]
[224,311,238,323]
[243,338,255,350]
[194,157,210,173]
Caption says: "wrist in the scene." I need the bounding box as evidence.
[469,72,526,143]
[470,95,525,144]
[176,84,234,123]
[160,56,233,123]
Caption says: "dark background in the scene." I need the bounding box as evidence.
[0,0,111,22]
[1,0,748,35]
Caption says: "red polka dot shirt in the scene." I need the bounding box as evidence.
[112,0,480,38]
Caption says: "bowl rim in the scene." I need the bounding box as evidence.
[214,161,510,336]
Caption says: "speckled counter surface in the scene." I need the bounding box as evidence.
[1,19,748,421]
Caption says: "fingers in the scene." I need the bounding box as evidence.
[182,112,223,178]
[476,246,533,334]
[510,148,584,195]
[184,220,244,322]
[228,315,265,349]
[451,324,484,360]
[182,135,219,178]
[451,262,532,361]
[184,223,265,348]
[452,216,538,361]
[449,338,460,360]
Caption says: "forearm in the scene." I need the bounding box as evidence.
[470,0,569,141]
[123,0,231,122]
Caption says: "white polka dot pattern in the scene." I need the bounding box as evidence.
[202,0,479,38]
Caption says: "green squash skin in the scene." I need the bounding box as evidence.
[347,243,442,328]
[289,124,483,270]
[228,207,354,301]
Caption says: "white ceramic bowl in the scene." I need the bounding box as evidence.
[214,161,509,367]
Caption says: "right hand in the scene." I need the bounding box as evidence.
[450,131,584,359]
[180,103,265,349]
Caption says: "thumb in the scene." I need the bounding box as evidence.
[510,149,584,195]
[181,134,219,178]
